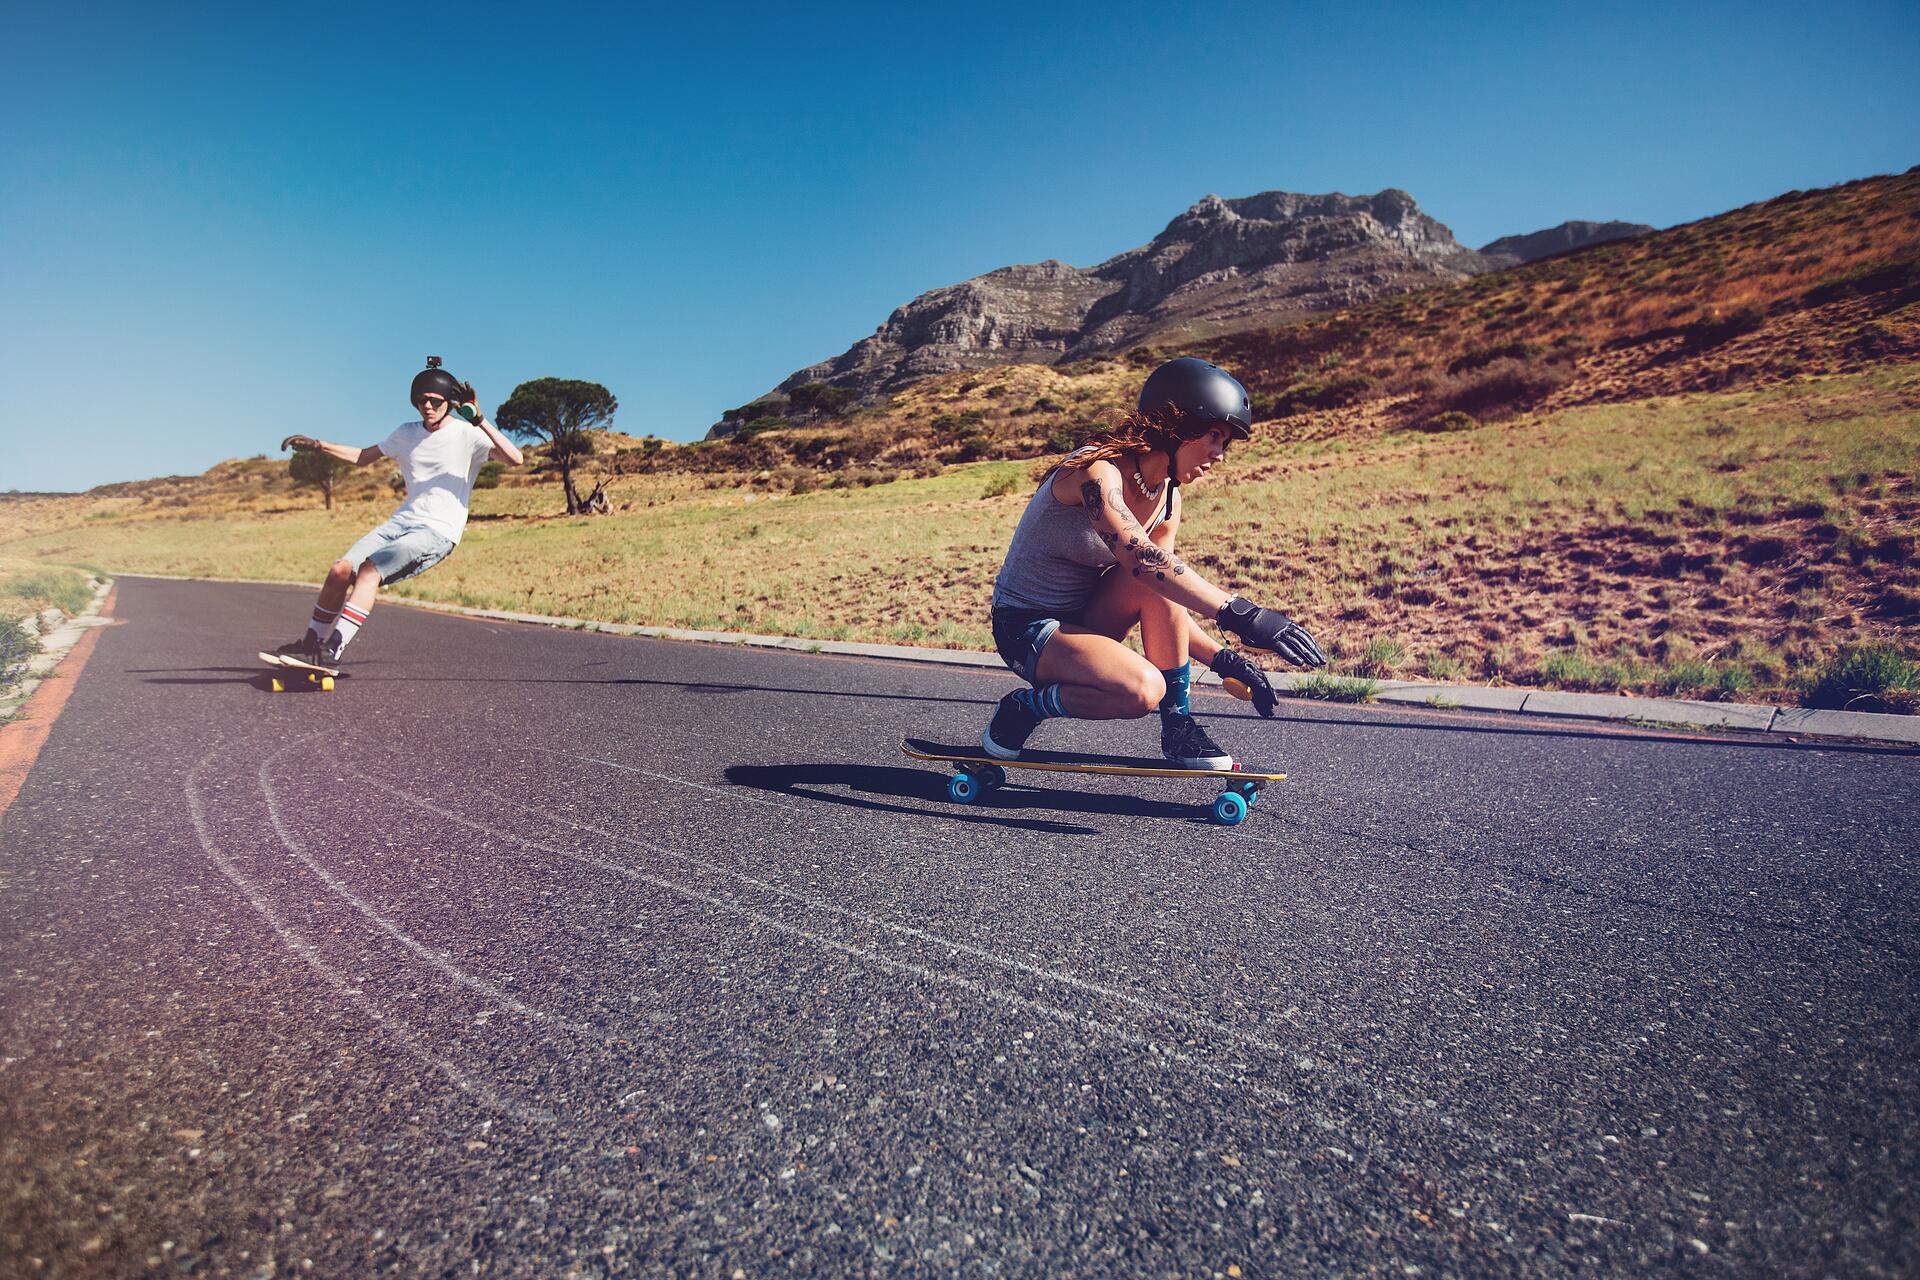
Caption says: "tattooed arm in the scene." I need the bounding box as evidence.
[1056,459,1231,615]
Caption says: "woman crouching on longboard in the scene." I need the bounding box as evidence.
[272,357,523,667]
[984,357,1328,767]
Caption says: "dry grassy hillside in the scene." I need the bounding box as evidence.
[3,170,1915,711]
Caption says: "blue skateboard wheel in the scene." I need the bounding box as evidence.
[948,772,980,804]
[1212,791,1249,826]
[978,764,1007,791]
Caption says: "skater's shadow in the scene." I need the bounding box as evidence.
[127,666,355,690]
[724,763,1212,834]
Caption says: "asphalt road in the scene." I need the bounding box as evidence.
[3,576,1916,1278]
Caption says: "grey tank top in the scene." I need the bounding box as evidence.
[991,458,1167,613]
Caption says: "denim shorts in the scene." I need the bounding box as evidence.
[990,605,1081,685]
[342,517,456,586]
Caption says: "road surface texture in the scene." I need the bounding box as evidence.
[3,577,1916,1278]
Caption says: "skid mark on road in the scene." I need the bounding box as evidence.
[258,738,594,1037]
[479,784,1314,1056]
[358,775,1313,1107]
[184,743,554,1124]
[360,773,1504,1144]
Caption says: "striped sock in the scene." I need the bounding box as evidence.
[1158,662,1191,718]
[1012,683,1068,720]
[307,605,340,640]
[329,602,370,653]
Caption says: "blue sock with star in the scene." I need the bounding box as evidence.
[1158,663,1191,719]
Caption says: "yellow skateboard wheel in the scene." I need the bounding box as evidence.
[320,676,335,691]
[270,677,285,692]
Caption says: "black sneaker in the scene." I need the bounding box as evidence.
[1161,713,1233,770]
[982,692,1042,760]
[274,632,322,663]
[317,634,346,669]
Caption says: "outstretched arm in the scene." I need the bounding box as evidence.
[1064,459,1329,668]
[280,436,383,466]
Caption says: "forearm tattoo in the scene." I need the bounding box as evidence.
[1081,477,1190,581]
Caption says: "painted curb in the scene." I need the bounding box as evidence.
[107,574,1920,747]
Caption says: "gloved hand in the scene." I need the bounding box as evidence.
[1216,597,1328,668]
[455,381,481,423]
[1209,646,1278,717]
[280,434,321,452]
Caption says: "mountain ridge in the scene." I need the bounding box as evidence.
[716,189,1648,435]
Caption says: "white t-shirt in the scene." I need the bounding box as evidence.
[378,420,495,543]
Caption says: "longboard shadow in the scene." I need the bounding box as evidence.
[723,763,1208,833]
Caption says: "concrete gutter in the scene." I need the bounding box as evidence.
[105,574,1920,747]
[2,578,115,720]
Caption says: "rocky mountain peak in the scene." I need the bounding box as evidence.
[714,187,1638,436]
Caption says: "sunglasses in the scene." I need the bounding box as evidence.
[415,395,448,408]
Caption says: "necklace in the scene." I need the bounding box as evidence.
[1131,467,1159,500]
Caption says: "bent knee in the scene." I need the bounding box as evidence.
[1112,666,1166,717]
[326,560,355,584]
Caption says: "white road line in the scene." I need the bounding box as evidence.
[258,741,593,1037]
[473,783,1311,1057]
[185,746,553,1124]
[359,776,1304,1106]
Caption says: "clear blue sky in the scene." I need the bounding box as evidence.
[5,0,1916,491]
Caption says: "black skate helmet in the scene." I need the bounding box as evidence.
[409,356,462,407]
[1137,357,1252,440]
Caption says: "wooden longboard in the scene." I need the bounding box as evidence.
[258,651,341,691]
[901,737,1283,825]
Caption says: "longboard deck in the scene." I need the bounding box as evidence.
[258,651,341,677]
[902,737,1284,782]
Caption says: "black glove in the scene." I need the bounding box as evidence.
[280,434,321,452]
[1209,646,1278,717]
[455,381,481,422]
[1216,597,1328,668]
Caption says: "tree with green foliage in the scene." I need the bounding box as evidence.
[787,382,858,421]
[495,378,618,514]
[288,447,349,510]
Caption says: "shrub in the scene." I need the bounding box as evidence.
[1681,305,1766,350]
[1270,372,1379,417]
[981,471,1019,499]
[1797,645,1919,713]
[733,415,787,441]
[0,617,35,695]
[474,461,507,490]
[948,432,994,462]
[1804,257,1920,307]
[1426,358,1572,422]
[931,409,987,437]
[1446,341,1543,375]
[1046,423,1087,452]
[1416,411,1479,434]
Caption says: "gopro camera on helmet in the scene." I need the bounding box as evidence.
[410,356,463,408]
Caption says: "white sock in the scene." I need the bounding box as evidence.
[329,602,369,653]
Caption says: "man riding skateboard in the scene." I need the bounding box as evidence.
[273,357,523,667]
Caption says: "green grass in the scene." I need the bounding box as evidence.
[1797,645,1919,712]
[1288,674,1380,703]
[0,560,94,621]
